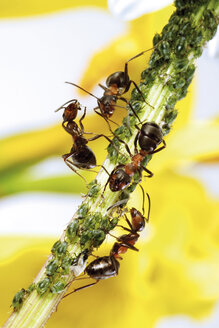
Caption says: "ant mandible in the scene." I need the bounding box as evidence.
[63,189,150,296]
[104,121,166,193]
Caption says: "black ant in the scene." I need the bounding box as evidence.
[61,106,114,183]
[63,189,150,296]
[103,122,166,193]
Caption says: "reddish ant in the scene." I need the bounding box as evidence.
[63,190,150,296]
[103,122,166,193]
[64,47,157,133]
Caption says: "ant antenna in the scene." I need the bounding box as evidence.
[145,192,151,222]
[65,82,99,100]
[55,99,80,113]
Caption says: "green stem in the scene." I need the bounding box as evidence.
[3,1,219,327]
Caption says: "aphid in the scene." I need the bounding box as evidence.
[104,121,166,193]
[61,107,114,183]
[12,288,26,311]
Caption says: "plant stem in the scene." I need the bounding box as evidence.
[3,1,219,327]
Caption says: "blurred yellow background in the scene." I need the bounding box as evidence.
[0,1,219,327]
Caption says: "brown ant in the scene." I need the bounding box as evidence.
[63,190,150,296]
[103,122,166,193]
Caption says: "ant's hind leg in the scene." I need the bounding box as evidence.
[62,153,88,184]
[63,280,100,298]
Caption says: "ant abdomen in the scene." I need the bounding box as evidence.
[85,256,120,280]
[71,145,96,169]
[106,71,129,92]
[139,122,163,153]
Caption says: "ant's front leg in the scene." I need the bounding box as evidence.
[119,96,142,123]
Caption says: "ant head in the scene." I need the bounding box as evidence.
[130,207,145,232]
[63,101,81,122]
[109,166,131,192]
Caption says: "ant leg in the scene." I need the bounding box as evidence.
[107,198,129,211]
[63,280,99,298]
[79,107,87,133]
[93,109,132,158]
[87,134,121,154]
[130,81,154,109]
[124,213,133,230]
[126,46,157,64]
[96,165,110,176]
[101,175,110,197]
[151,140,166,154]
[140,166,154,178]
[134,130,140,154]
[62,153,88,184]
[94,109,119,133]
[119,97,142,123]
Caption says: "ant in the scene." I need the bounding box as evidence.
[60,105,115,183]
[103,121,166,193]
[63,189,150,296]
[65,46,156,133]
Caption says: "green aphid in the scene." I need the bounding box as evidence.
[158,41,171,60]
[164,110,178,125]
[109,217,119,230]
[50,280,66,294]
[27,283,36,294]
[36,278,51,295]
[61,255,73,273]
[46,259,59,277]
[175,37,187,56]
[80,229,105,248]
[77,204,89,219]
[88,183,100,198]
[66,219,79,242]
[12,288,26,311]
